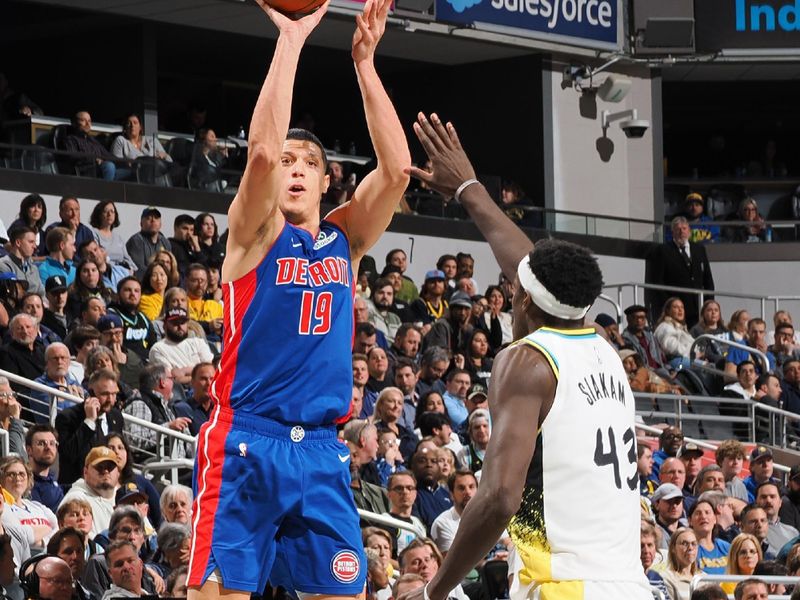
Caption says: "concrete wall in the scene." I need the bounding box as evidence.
[545,64,658,235]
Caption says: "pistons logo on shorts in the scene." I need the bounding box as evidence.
[330,550,360,584]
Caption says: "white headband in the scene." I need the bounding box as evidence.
[517,255,591,321]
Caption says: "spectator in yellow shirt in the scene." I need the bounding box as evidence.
[185,264,223,339]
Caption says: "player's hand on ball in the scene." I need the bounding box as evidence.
[352,0,391,63]
[257,0,329,40]
[408,113,477,199]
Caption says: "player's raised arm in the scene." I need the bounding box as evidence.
[409,113,534,281]
[226,1,329,276]
[326,0,411,261]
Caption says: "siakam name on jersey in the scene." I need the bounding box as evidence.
[577,371,627,407]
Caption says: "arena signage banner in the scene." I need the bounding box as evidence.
[695,0,800,52]
[435,0,621,50]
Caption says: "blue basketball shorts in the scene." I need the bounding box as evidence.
[188,406,366,594]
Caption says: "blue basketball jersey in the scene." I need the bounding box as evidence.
[211,220,354,425]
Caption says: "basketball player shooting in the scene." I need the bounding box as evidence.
[186,1,410,599]
[402,114,652,600]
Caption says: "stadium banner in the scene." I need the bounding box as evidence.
[695,0,800,52]
[434,0,621,50]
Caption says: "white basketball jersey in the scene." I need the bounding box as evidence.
[507,327,651,600]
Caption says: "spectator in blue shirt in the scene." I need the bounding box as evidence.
[725,318,776,377]
[410,440,452,533]
[652,426,684,480]
[25,424,63,513]
[781,360,800,416]
[29,342,85,423]
[743,446,781,503]
[441,369,470,429]
[38,227,77,287]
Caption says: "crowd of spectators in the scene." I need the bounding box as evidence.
[0,188,799,600]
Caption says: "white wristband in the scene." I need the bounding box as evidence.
[423,583,431,600]
[454,178,479,203]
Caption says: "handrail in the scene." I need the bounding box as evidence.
[689,573,799,596]
[0,369,197,446]
[594,293,622,323]
[356,509,427,539]
[689,335,770,374]
[635,422,791,474]
[0,429,8,457]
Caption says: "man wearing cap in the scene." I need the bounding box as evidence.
[41,275,69,339]
[755,481,798,557]
[148,307,214,386]
[55,368,125,485]
[652,483,688,549]
[594,313,624,350]
[42,196,95,253]
[646,215,715,328]
[670,192,719,244]
[623,304,671,376]
[59,446,120,535]
[744,447,781,503]
[422,291,473,355]
[108,276,157,362]
[455,383,488,446]
[385,249,419,304]
[125,207,171,279]
[779,465,800,531]
[38,227,77,287]
[456,408,490,473]
[679,442,704,497]
[97,314,143,389]
[409,270,449,327]
[367,277,402,343]
[0,225,44,297]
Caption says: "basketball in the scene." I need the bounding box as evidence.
[263,0,326,16]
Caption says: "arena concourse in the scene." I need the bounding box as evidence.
[1,1,800,600]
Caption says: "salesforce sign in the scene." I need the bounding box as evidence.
[695,0,800,52]
[435,0,621,50]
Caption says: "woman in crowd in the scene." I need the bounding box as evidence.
[57,498,102,558]
[111,114,172,166]
[619,349,683,395]
[194,213,225,265]
[363,527,395,600]
[85,345,142,406]
[654,297,696,370]
[160,484,192,525]
[10,193,47,255]
[139,262,169,321]
[89,200,135,271]
[105,432,162,527]
[660,527,701,600]
[689,300,728,366]
[190,129,228,192]
[65,258,116,323]
[461,329,493,388]
[151,249,181,289]
[689,499,730,574]
[0,456,58,550]
[727,310,751,343]
[205,257,223,302]
[726,197,771,243]
[373,387,418,463]
[721,533,762,593]
[413,391,450,437]
[478,285,513,351]
[408,271,448,326]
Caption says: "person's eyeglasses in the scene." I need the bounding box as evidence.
[0,392,17,400]
[4,471,27,480]
[678,541,698,548]
[390,485,416,493]
[33,440,58,448]
[39,576,73,587]
[664,434,684,440]
[380,439,398,446]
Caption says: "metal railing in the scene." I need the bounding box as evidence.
[357,509,427,539]
[594,293,623,323]
[0,368,196,482]
[689,334,771,374]
[605,282,800,322]
[689,573,799,598]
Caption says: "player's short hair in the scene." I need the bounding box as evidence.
[417,411,450,437]
[733,578,767,600]
[446,469,477,493]
[286,128,328,172]
[174,214,195,228]
[394,356,419,374]
[526,239,603,316]
[45,227,73,253]
[736,360,756,376]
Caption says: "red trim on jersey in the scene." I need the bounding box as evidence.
[187,405,232,586]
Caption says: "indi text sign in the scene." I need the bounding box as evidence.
[435,0,620,50]
[695,0,800,52]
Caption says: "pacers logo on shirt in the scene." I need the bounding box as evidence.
[330,550,360,584]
